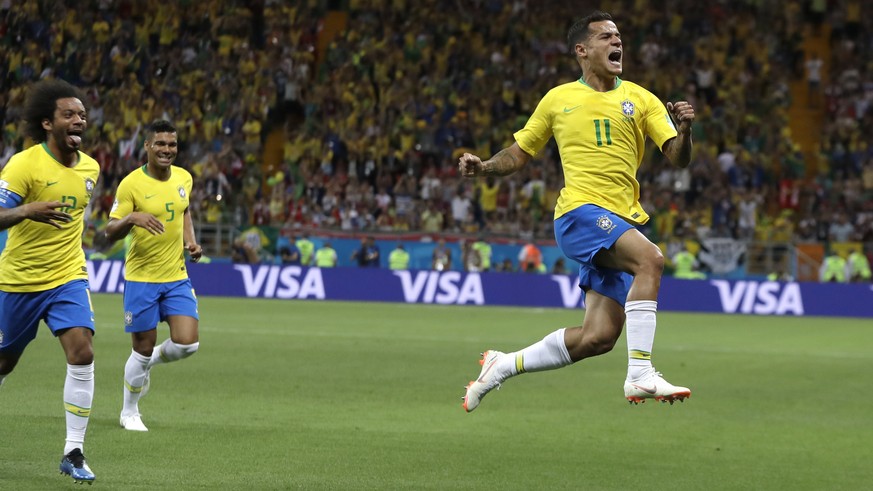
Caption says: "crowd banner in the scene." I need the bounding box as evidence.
[697,237,747,274]
[86,260,873,318]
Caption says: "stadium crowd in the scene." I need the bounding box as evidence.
[1,0,871,256]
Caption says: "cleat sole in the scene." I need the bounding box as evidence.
[626,392,692,405]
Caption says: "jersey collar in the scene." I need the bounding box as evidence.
[578,76,623,92]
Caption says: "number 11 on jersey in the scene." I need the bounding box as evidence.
[594,119,612,146]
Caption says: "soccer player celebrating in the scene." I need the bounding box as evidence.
[0,79,99,483]
[460,11,695,411]
[105,120,202,432]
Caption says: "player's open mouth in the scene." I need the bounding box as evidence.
[608,49,622,67]
[156,153,174,164]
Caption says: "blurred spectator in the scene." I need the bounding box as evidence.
[315,242,338,268]
[478,177,499,222]
[431,238,452,271]
[420,200,444,233]
[805,52,824,108]
[462,242,481,273]
[820,251,848,283]
[551,258,568,275]
[848,247,871,282]
[296,233,315,266]
[231,237,259,264]
[736,190,762,241]
[351,236,380,267]
[450,187,471,232]
[280,242,301,266]
[471,235,492,272]
[388,243,410,271]
[828,213,855,242]
[672,245,707,280]
[518,243,544,273]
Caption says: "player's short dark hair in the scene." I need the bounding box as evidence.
[567,10,614,54]
[23,79,84,143]
[145,119,177,140]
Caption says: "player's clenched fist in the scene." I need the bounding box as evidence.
[666,101,695,132]
[458,152,484,178]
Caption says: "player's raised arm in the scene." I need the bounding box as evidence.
[458,142,532,178]
[662,101,695,168]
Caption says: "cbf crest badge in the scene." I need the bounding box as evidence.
[124,311,133,326]
[178,186,186,199]
[84,177,96,196]
[597,215,617,233]
[620,100,635,117]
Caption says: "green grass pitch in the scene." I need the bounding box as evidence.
[1,294,871,489]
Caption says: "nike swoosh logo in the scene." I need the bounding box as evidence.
[563,105,582,113]
[46,181,59,186]
[477,360,497,383]
[631,383,657,394]
[145,194,157,199]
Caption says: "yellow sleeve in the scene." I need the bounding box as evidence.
[109,177,134,219]
[641,91,678,151]
[0,154,32,200]
[513,89,555,157]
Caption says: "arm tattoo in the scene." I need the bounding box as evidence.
[483,148,522,176]
[665,131,693,168]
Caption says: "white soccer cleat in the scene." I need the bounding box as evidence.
[462,350,505,412]
[120,413,149,432]
[624,369,691,405]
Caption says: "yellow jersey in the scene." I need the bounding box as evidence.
[514,78,677,224]
[110,165,193,283]
[0,143,99,292]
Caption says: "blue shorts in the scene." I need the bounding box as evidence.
[0,279,95,353]
[123,279,199,333]
[554,204,635,306]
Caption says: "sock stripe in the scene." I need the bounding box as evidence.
[515,353,525,374]
[124,380,145,393]
[629,350,651,361]
[64,402,91,417]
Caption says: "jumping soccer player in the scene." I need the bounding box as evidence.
[459,11,695,411]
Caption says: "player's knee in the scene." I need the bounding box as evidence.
[569,332,617,359]
[639,245,664,276]
[588,335,617,356]
[66,345,94,365]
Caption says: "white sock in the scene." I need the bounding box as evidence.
[122,350,151,417]
[148,340,199,368]
[625,300,657,380]
[64,363,94,455]
[499,328,573,378]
